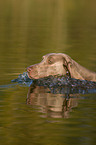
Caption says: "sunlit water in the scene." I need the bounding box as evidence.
[0,1,96,145]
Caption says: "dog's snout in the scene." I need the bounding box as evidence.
[27,66,33,72]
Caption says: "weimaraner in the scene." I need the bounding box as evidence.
[27,53,96,82]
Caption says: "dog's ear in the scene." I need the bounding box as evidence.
[62,54,72,77]
[62,54,84,80]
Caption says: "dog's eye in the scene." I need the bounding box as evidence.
[48,59,53,64]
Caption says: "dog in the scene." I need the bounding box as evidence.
[27,53,96,82]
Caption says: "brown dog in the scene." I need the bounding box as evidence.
[27,53,96,82]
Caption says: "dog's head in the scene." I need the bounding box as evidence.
[27,53,72,79]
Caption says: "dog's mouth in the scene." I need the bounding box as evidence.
[27,72,41,80]
[27,72,35,80]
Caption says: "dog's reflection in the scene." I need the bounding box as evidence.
[26,84,79,118]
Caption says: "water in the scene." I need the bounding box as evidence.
[0,0,96,145]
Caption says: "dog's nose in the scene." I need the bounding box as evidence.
[27,67,32,72]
